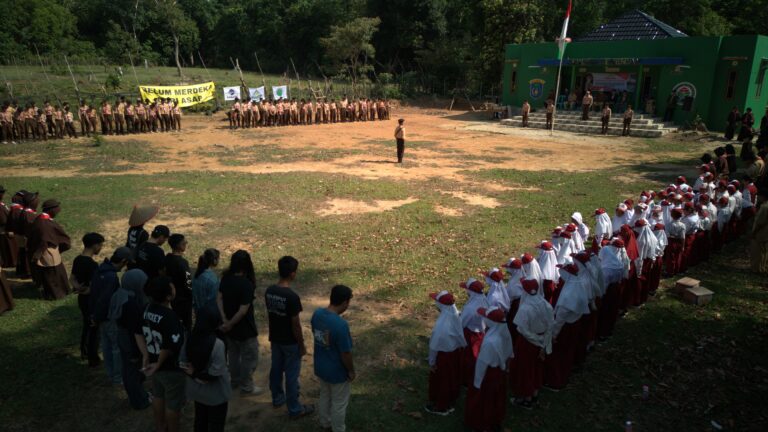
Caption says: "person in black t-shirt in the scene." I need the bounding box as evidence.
[135,225,170,280]
[165,234,192,332]
[140,276,185,432]
[70,232,104,366]
[265,256,313,418]
[218,250,262,396]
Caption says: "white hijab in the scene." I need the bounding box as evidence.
[716,204,732,231]
[522,256,543,288]
[513,282,554,354]
[556,237,574,265]
[574,260,599,301]
[599,244,630,286]
[474,310,514,388]
[587,253,607,296]
[612,207,631,233]
[537,249,560,281]
[653,227,668,257]
[571,212,590,240]
[634,224,659,275]
[594,212,613,240]
[570,229,585,252]
[429,295,468,354]
[460,282,488,333]
[555,270,590,317]
[485,269,510,312]
[505,267,525,301]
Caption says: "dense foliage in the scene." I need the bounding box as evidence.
[0,0,766,91]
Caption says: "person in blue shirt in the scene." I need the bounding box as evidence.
[192,248,220,313]
[311,285,354,432]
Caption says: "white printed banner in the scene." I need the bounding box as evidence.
[223,86,241,101]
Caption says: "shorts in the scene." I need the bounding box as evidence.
[153,370,187,411]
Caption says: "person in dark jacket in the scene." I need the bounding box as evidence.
[89,246,131,383]
[725,107,740,140]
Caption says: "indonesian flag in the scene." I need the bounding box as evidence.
[557,0,572,60]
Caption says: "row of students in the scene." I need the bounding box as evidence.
[228,97,391,129]
[425,169,765,431]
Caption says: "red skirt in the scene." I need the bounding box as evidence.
[545,320,579,389]
[695,230,711,263]
[428,349,463,410]
[463,329,484,387]
[598,282,621,338]
[574,314,593,366]
[681,234,696,271]
[664,238,684,276]
[648,257,663,294]
[511,337,544,398]
[637,258,654,305]
[465,366,508,432]
[621,263,638,310]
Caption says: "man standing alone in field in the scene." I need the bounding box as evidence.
[395,119,405,164]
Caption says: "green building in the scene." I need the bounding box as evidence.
[502,10,768,131]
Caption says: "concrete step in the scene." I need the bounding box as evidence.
[512,115,658,127]
[525,110,657,120]
[500,119,667,138]
[501,118,673,133]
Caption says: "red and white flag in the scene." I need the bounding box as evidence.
[557,0,572,60]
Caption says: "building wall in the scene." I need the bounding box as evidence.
[502,36,766,131]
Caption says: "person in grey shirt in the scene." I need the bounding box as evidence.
[182,305,232,432]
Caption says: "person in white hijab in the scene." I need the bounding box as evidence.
[502,258,525,336]
[571,212,590,244]
[612,203,631,235]
[484,267,509,312]
[544,264,589,390]
[650,223,668,295]
[536,241,560,305]
[713,196,732,251]
[464,306,513,431]
[521,253,543,289]
[426,290,467,416]
[593,208,613,246]
[571,252,599,355]
[659,198,673,227]
[565,223,584,252]
[597,238,630,339]
[696,208,712,263]
[550,227,564,255]
[511,278,554,409]
[633,219,659,305]
[459,278,488,387]
[556,231,575,265]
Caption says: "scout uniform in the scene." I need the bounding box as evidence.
[521,101,531,127]
[64,108,77,138]
[53,106,64,139]
[136,100,146,133]
[581,92,593,120]
[601,105,612,135]
[28,199,71,300]
[79,103,90,136]
[125,102,134,133]
[44,102,54,137]
[623,106,634,136]
[115,99,126,135]
[545,100,554,130]
[102,102,114,135]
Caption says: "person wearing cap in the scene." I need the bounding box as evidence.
[89,246,133,384]
[511,279,553,409]
[126,205,159,265]
[27,199,71,300]
[311,285,354,431]
[464,306,513,431]
[633,220,659,305]
[544,264,588,390]
[612,204,630,236]
[165,234,193,332]
[617,225,640,312]
[520,252,543,289]
[664,209,687,276]
[502,258,525,340]
[593,208,613,249]
[0,185,18,270]
[712,196,732,252]
[679,203,700,271]
[536,241,559,305]
[13,191,40,279]
[459,278,487,387]
[425,290,466,416]
[484,267,509,312]
[135,225,170,280]
[570,253,598,365]
[556,231,575,266]
[750,190,768,273]
[597,239,630,339]
[728,183,743,236]
[71,232,105,365]
[566,223,585,252]
[695,208,712,263]
[571,212,590,245]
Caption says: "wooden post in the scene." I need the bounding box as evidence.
[64,55,81,102]
[198,51,220,110]
[253,52,268,94]
[34,44,62,106]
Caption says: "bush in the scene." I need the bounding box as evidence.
[105,73,122,90]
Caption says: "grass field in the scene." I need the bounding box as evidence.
[0,107,766,432]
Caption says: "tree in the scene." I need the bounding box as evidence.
[153,0,199,77]
[320,17,381,94]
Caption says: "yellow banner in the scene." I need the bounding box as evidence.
[138,82,215,107]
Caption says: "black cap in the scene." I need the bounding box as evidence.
[151,225,171,238]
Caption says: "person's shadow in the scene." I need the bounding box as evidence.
[359,159,398,164]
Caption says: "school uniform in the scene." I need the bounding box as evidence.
[426,291,466,414]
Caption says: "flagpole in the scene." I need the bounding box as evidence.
[551,57,564,136]
[551,0,572,136]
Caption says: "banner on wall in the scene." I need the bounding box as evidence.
[588,73,637,92]
[223,86,241,101]
[138,82,215,107]
[272,85,288,100]
[249,86,266,102]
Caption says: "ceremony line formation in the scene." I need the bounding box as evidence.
[1,151,767,432]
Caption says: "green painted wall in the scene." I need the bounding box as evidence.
[502,35,768,131]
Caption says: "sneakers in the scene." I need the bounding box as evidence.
[289,404,315,420]
[424,404,455,416]
[240,386,265,397]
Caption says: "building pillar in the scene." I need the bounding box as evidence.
[569,66,576,95]
[635,65,644,113]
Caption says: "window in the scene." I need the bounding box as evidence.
[756,60,767,98]
[726,70,737,99]
[511,70,518,92]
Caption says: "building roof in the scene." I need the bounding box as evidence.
[577,10,687,42]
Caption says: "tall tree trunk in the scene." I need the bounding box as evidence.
[173,33,182,78]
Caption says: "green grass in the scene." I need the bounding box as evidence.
[0,135,766,431]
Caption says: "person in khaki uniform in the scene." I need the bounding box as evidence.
[44,101,54,137]
[582,91,593,121]
[79,101,91,137]
[545,99,554,130]
[27,199,71,300]
[173,102,182,131]
[53,105,64,139]
[622,105,634,136]
[64,106,77,138]
[115,97,126,135]
[394,119,406,163]
[521,100,531,127]
[600,104,612,135]
[751,193,768,273]
[101,101,113,135]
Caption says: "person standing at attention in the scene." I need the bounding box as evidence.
[600,104,612,135]
[312,284,355,431]
[265,256,314,418]
[521,100,530,127]
[394,119,406,164]
[581,91,593,121]
[622,105,634,136]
